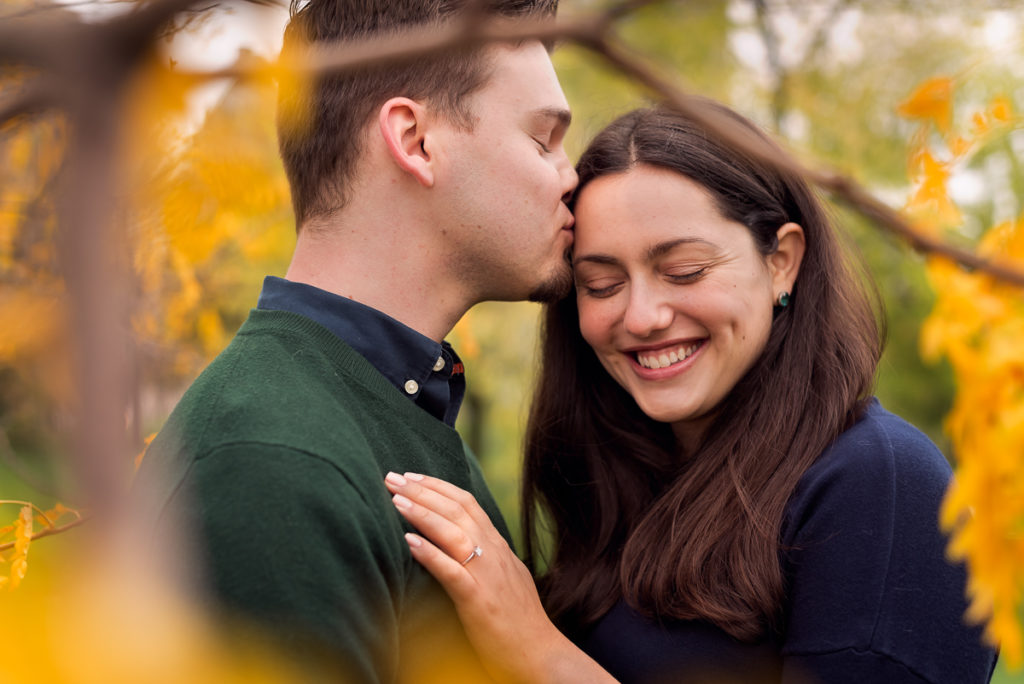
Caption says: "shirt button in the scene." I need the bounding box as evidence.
[404,379,419,395]
[433,356,445,372]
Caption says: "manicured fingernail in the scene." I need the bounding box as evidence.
[404,472,424,481]
[386,472,407,486]
[392,493,412,510]
[405,532,423,548]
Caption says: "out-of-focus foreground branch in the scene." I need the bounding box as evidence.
[163,1,1024,288]
[0,0,212,522]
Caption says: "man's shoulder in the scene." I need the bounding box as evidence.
[171,309,424,443]
[138,323,394,501]
[141,312,469,502]
[162,339,368,451]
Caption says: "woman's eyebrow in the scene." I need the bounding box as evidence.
[573,253,620,268]
[574,238,717,268]
[646,237,717,261]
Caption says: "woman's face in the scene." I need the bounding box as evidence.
[573,165,798,445]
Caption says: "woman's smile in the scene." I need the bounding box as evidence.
[627,338,706,374]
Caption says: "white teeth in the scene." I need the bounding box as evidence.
[636,343,700,369]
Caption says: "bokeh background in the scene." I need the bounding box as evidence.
[2,0,1023,680]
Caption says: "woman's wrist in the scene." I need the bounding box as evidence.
[526,628,617,684]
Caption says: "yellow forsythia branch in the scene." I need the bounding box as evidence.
[0,500,83,590]
[899,76,1024,668]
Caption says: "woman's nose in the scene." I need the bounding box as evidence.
[623,287,673,338]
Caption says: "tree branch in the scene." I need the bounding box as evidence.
[3,0,1023,292]
[169,3,644,81]
[0,0,136,22]
[0,499,56,528]
[751,0,786,131]
[0,81,58,125]
[0,514,88,552]
[814,171,1024,286]
[580,32,1024,288]
[53,0,1018,290]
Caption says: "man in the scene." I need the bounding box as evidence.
[136,0,576,680]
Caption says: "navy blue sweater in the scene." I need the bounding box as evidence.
[581,400,997,683]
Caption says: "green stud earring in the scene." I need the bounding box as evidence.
[777,291,790,308]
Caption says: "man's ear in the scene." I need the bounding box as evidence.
[378,97,434,188]
[769,222,805,294]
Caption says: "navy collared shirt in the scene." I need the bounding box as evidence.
[257,276,466,427]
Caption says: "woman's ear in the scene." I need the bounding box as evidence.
[769,222,805,294]
[378,97,434,188]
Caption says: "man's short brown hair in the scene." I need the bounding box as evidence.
[277,0,558,227]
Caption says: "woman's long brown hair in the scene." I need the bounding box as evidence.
[522,104,883,641]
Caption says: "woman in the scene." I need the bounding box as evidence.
[384,103,997,683]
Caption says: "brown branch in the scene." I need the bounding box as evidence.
[0,514,89,552]
[0,0,137,22]
[165,6,1024,291]
[21,0,1015,290]
[170,7,636,81]
[0,0,225,65]
[752,0,785,131]
[814,171,1024,286]
[0,81,58,125]
[2,0,1022,295]
[804,0,856,66]
[0,0,246,520]
[0,499,56,528]
[580,33,1024,288]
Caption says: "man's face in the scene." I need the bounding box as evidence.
[436,42,577,303]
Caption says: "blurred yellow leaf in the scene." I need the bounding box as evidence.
[0,289,61,364]
[971,112,988,135]
[897,76,953,132]
[135,432,156,471]
[905,150,960,231]
[9,505,33,590]
[990,95,1012,122]
[949,135,971,158]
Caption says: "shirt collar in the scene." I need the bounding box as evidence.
[256,276,465,426]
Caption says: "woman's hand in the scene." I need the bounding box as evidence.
[384,471,616,684]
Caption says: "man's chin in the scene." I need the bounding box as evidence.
[527,265,573,304]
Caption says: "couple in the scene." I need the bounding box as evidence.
[137,0,997,681]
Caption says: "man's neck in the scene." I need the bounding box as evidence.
[285,221,469,344]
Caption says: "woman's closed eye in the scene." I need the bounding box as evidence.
[665,266,709,284]
[578,278,624,298]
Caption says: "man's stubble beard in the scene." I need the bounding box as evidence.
[527,251,573,303]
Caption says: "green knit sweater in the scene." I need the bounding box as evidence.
[139,309,511,682]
